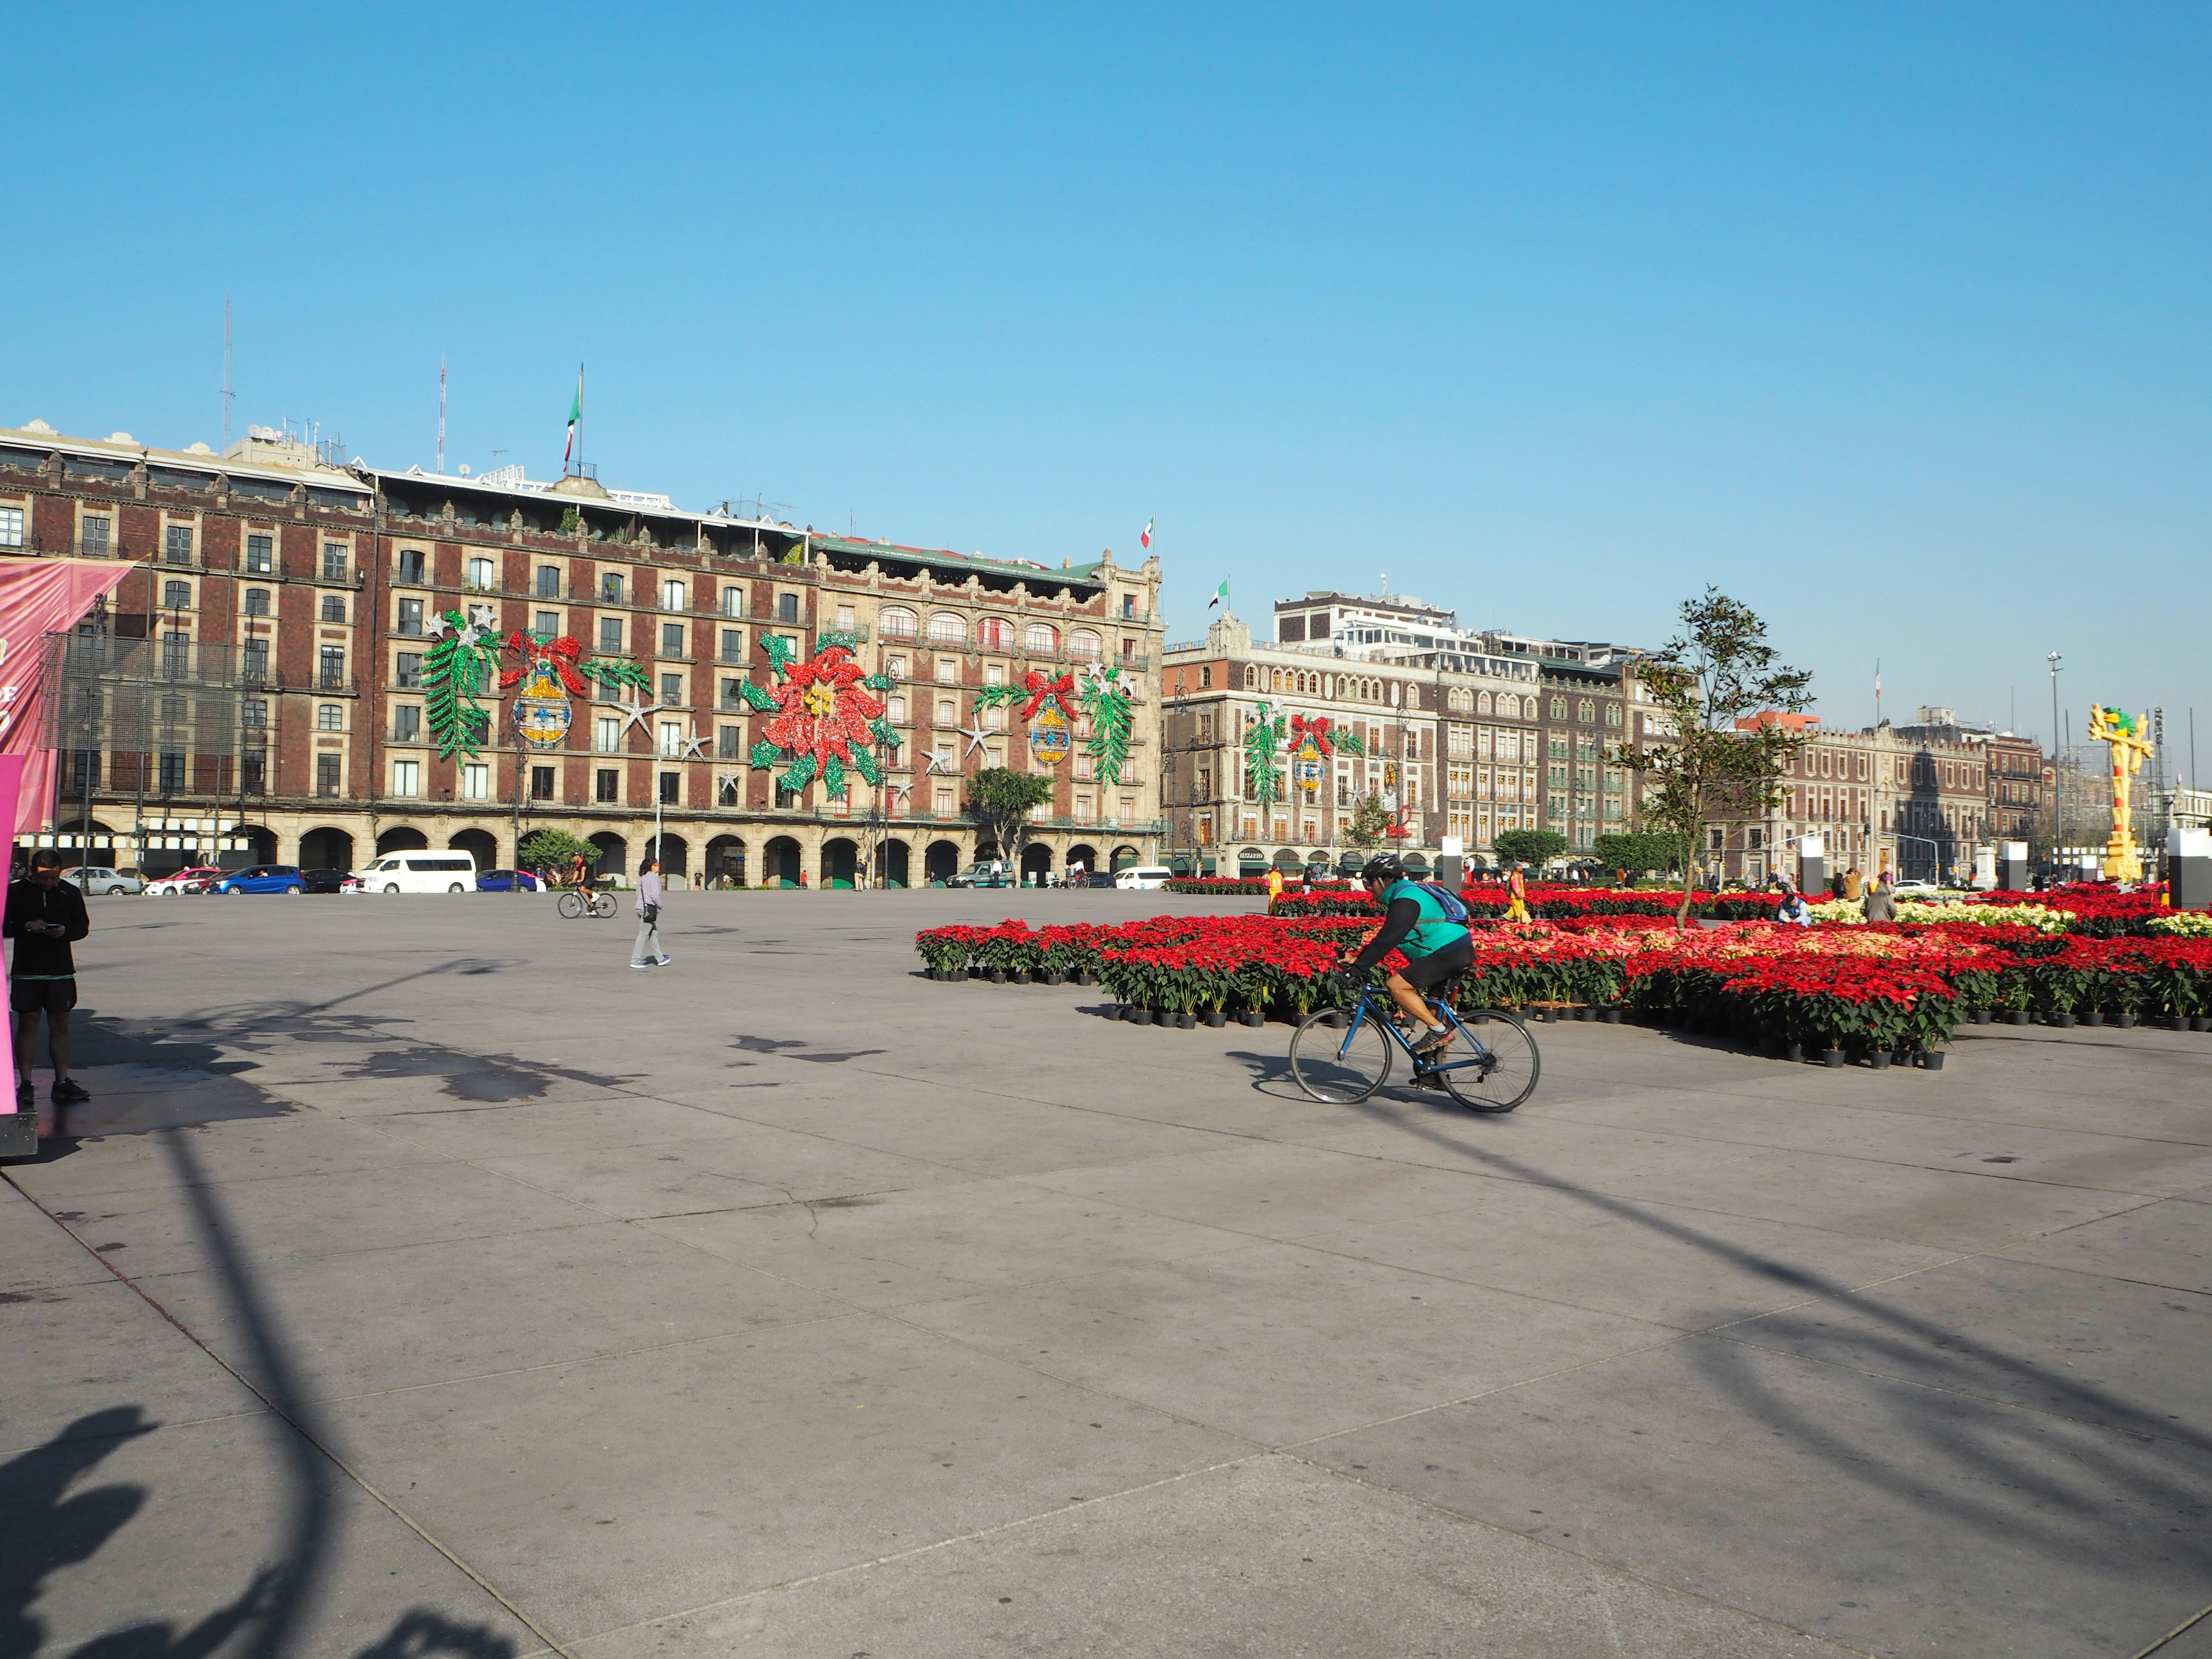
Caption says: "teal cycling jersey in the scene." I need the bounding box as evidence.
[1381,878,1471,959]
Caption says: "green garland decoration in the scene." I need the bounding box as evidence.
[421,607,654,760]
[1245,699,1287,810]
[1079,665,1137,785]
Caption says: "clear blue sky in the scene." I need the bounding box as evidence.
[8,5,2207,765]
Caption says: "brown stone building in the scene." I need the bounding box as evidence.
[6,419,1164,885]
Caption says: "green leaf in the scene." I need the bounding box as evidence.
[869,717,899,748]
[761,634,796,676]
[1335,729,1364,756]
[749,738,783,770]
[851,745,882,787]
[738,680,779,711]
[861,673,893,691]
[778,752,818,794]
[822,753,848,799]
[815,630,866,653]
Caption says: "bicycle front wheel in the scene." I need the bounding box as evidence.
[1435,1009,1540,1113]
[1291,1007,1393,1104]
[589,892,618,918]
[556,891,584,919]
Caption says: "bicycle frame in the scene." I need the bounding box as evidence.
[1332,985,1494,1077]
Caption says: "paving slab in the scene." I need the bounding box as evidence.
[1995,1191,2212,1295]
[570,1454,1854,1659]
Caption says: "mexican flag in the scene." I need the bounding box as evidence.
[1207,578,1230,609]
[1140,517,1154,550]
[563,375,581,467]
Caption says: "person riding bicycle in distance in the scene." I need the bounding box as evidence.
[1338,854,1476,1059]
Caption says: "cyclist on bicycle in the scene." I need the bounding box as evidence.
[1338,853,1475,1058]
[569,851,594,893]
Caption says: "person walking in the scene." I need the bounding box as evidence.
[1503,861,1531,924]
[1265,865,1285,910]
[630,858,670,968]
[7,849,91,1118]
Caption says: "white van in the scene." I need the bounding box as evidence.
[347,851,479,895]
[1113,865,1175,891]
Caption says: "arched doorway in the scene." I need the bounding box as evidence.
[822,837,858,889]
[879,839,910,888]
[589,832,627,879]
[924,839,961,885]
[1271,847,1301,870]
[450,828,499,873]
[1111,845,1141,871]
[1065,843,1099,881]
[377,826,429,855]
[972,836,1000,864]
[300,827,355,872]
[1020,843,1052,885]
[1402,853,1431,879]
[644,832,688,880]
[705,835,747,889]
[1237,846,1267,877]
[764,835,802,887]
[236,825,278,868]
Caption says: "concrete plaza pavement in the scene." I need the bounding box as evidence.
[4,888,2209,1657]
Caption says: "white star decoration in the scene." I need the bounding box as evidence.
[923,748,957,777]
[597,691,664,741]
[680,732,713,761]
[467,603,497,630]
[957,717,995,760]
[423,613,452,639]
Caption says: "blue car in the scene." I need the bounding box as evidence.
[476,868,543,893]
[210,865,306,896]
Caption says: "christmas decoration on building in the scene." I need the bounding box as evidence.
[420,610,652,761]
[734,641,895,799]
[1079,662,1139,786]
[976,668,1080,768]
[1244,700,1287,810]
[1286,712,1363,794]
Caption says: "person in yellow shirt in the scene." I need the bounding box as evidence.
[1265,865,1285,911]
[1503,861,1531,924]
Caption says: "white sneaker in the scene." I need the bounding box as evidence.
[629,961,653,969]
[656,955,672,966]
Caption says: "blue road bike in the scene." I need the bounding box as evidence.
[1290,976,1540,1112]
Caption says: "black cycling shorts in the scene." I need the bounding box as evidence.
[1396,936,1474,990]
[10,977,77,1016]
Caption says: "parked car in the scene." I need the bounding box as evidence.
[145,866,226,897]
[1113,865,1175,891]
[947,861,1012,888]
[63,866,145,896]
[346,851,479,895]
[1890,879,1940,897]
[210,865,308,896]
[476,868,543,893]
[299,868,353,895]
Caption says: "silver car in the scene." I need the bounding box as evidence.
[63,865,146,896]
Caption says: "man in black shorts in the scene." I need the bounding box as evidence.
[1339,853,1476,1058]
[7,849,91,1116]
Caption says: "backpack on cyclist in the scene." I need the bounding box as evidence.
[1410,880,1471,925]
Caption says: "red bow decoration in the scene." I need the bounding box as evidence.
[499,632,586,695]
[1290,713,1334,756]
[1018,669,1077,724]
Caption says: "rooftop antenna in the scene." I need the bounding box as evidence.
[437,359,447,475]
[221,296,234,450]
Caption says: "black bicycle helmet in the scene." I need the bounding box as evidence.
[1359,853,1404,886]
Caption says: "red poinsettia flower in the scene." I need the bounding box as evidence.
[761,646,885,773]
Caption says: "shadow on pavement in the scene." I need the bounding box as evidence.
[2,1133,525,1657]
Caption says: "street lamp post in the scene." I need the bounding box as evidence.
[2047,652,2063,873]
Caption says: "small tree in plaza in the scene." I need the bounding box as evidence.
[1608,587,1813,928]
[1593,830,1690,882]
[964,768,1055,876]
[518,828,600,878]
[1343,791,1392,850]
[1493,828,1569,869]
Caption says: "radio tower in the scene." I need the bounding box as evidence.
[437,359,447,475]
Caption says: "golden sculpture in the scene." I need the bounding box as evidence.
[2086,704,2154,880]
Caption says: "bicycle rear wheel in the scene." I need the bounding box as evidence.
[556,891,584,919]
[1291,1007,1393,1104]
[589,892,618,918]
[1434,1009,1540,1113]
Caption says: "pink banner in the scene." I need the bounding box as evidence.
[1,752,20,1113]
[0,558,134,840]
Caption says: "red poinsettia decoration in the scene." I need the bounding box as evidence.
[498,632,588,694]
[761,645,885,772]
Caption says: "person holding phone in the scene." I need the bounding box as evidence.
[6,849,92,1115]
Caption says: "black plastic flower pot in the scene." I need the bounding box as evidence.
[1868,1051,1893,1071]
[1821,1048,1846,1067]
[926,968,942,981]
[948,969,967,983]
[2115,1014,2135,1029]
[1203,1010,1227,1028]
[1010,971,1031,985]
[1044,972,1065,986]
[990,970,1008,985]
[1599,1007,1623,1024]
[2081,1010,2105,1027]
[2194,1016,2212,1032]
[1176,1012,1197,1029]
[2007,1010,2029,1025]
[1240,1010,1267,1027]
[1127,1006,1152,1025]
[2051,1012,2077,1028]
[1919,1050,1946,1071]
[1782,1042,1804,1063]
[1970,1009,1993,1025]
